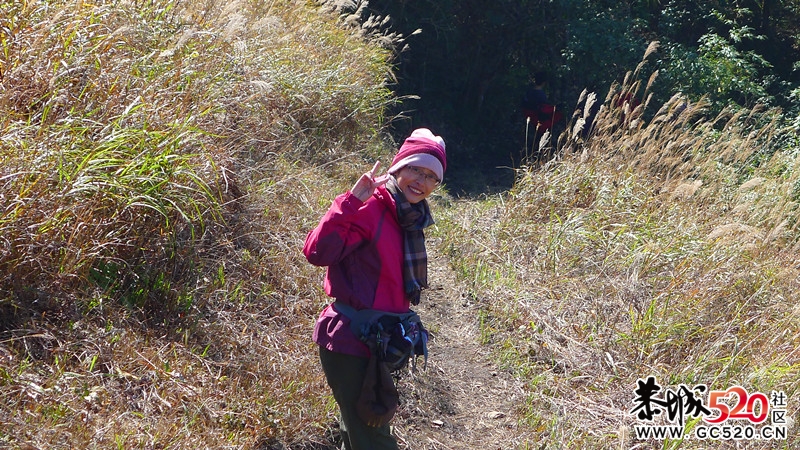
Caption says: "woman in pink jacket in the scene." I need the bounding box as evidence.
[304,128,446,449]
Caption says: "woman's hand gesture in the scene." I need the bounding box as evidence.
[351,161,390,202]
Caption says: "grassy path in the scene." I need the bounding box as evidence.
[391,240,530,449]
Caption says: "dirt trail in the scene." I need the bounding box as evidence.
[391,245,529,450]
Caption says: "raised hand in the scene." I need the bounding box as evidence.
[351,161,390,202]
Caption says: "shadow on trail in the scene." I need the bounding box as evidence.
[440,143,519,198]
[432,118,565,198]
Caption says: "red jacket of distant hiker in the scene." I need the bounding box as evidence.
[303,185,408,358]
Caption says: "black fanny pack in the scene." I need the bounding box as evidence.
[333,302,428,372]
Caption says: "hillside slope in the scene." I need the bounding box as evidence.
[1,0,397,447]
[2,1,799,449]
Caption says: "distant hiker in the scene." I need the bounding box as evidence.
[304,128,446,449]
[521,71,563,132]
[520,71,564,163]
[522,71,550,114]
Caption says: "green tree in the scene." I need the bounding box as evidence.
[657,28,772,113]
[363,0,800,182]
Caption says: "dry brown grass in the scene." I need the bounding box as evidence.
[434,46,800,448]
[1,0,398,448]
[5,3,799,448]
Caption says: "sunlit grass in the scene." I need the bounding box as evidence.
[1,0,396,447]
[433,47,800,448]
[4,1,800,447]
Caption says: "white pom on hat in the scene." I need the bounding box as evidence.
[409,128,445,151]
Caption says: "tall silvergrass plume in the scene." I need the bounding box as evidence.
[523,115,548,165]
[567,88,599,153]
[435,40,800,448]
[321,0,409,47]
[521,115,555,167]
[525,115,531,161]
[562,42,660,154]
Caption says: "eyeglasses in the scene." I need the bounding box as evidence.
[405,165,441,186]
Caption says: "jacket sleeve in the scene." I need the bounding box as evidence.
[303,191,372,267]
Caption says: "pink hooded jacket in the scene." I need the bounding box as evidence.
[303,185,409,358]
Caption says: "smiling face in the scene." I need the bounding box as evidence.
[394,166,440,204]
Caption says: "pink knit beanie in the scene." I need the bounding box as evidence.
[387,128,447,181]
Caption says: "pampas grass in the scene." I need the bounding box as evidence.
[1,0,397,447]
[434,42,800,448]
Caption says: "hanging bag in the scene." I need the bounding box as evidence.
[333,302,429,427]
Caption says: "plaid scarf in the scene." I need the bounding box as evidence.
[386,177,434,305]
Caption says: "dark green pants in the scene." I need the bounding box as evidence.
[319,347,399,450]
